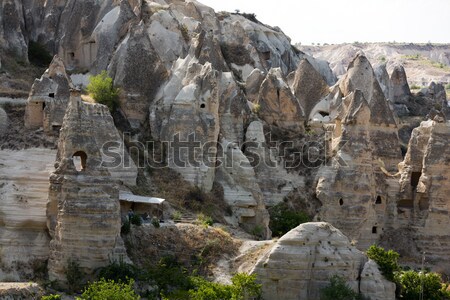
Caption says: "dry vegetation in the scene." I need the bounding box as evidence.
[123,223,240,277]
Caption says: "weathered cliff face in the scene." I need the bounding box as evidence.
[387,119,450,273]
[315,91,386,249]
[257,68,304,132]
[253,222,395,300]
[292,59,329,121]
[390,64,411,103]
[24,56,73,134]
[0,108,7,132]
[244,121,305,207]
[0,0,28,62]
[0,148,55,281]
[47,91,128,285]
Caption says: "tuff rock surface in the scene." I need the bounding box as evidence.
[24,56,73,134]
[47,91,129,284]
[253,222,394,300]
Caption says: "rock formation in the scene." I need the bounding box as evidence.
[253,222,395,300]
[374,63,392,101]
[47,90,128,285]
[244,120,304,207]
[389,118,450,273]
[257,68,304,131]
[292,59,329,120]
[389,64,411,103]
[24,56,73,134]
[0,0,28,62]
[0,148,55,280]
[315,91,385,249]
[360,259,396,300]
[0,107,7,132]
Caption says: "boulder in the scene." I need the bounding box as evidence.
[360,260,396,300]
[253,222,365,300]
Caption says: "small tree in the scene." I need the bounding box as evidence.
[398,270,449,300]
[66,259,84,293]
[366,245,399,281]
[78,278,140,300]
[86,71,120,112]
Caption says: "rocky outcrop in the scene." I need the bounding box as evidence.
[150,33,221,192]
[0,107,7,132]
[109,20,168,128]
[215,138,270,238]
[389,64,411,103]
[374,63,392,101]
[392,119,450,273]
[315,91,384,249]
[0,283,44,299]
[257,68,304,131]
[292,59,329,120]
[245,121,304,207]
[360,259,396,300]
[47,90,128,285]
[0,148,55,280]
[338,54,401,170]
[24,56,73,134]
[0,0,28,62]
[253,222,366,300]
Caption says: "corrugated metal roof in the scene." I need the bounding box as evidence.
[119,191,165,204]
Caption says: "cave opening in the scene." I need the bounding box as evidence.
[411,172,421,188]
[73,151,87,171]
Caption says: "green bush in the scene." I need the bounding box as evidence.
[121,219,131,234]
[172,211,182,221]
[268,202,310,237]
[98,258,137,283]
[188,273,261,300]
[366,245,399,281]
[28,41,53,67]
[86,71,120,112]
[196,213,213,227]
[320,275,359,300]
[66,259,84,293]
[130,214,142,226]
[41,295,61,300]
[78,278,140,300]
[397,270,450,300]
[151,216,160,228]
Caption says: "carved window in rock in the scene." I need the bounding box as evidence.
[372,226,377,234]
[73,151,87,172]
[411,172,421,188]
[375,196,382,204]
[339,198,343,206]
